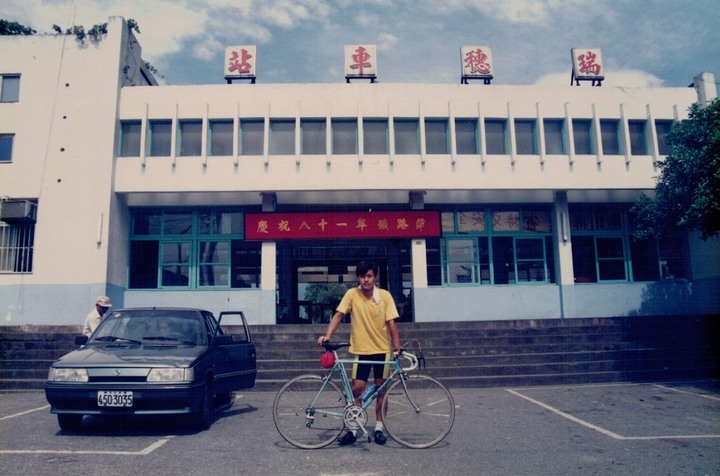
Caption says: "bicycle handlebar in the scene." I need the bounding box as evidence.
[322,341,418,372]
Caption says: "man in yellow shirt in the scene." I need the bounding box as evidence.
[317,260,402,446]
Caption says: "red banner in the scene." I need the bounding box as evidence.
[245,211,440,240]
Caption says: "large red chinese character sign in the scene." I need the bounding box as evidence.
[225,46,256,82]
[460,46,494,85]
[571,48,604,86]
[245,211,440,240]
[345,44,377,82]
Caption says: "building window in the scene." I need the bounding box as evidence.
[484,119,506,154]
[394,118,419,154]
[331,119,357,154]
[433,208,554,286]
[600,119,620,155]
[572,119,593,154]
[363,119,388,154]
[570,205,629,283]
[543,119,565,154]
[209,119,233,156]
[425,118,448,154]
[514,119,536,155]
[455,118,478,154]
[148,120,172,156]
[0,75,20,103]
[655,120,673,155]
[0,222,34,273]
[0,134,14,162]
[119,121,141,157]
[270,119,295,155]
[301,119,326,154]
[240,119,264,155]
[129,208,260,289]
[629,120,647,155]
[179,119,202,156]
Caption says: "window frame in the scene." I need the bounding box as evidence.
[654,119,673,156]
[300,118,327,155]
[363,118,388,154]
[514,119,537,155]
[148,119,172,157]
[393,118,420,155]
[484,119,507,154]
[270,119,295,155]
[208,119,234,156]
[454,118,478,154]
[424,118,449,154]
[543,119,565,155]
[0,134,14,163]
[178,119,203,157]
[0,221,34,273]
[119,120,141,157]
[0,74,20,103]
[331,118,358,154]
[572,119,593,155]
[240,118,264,155]
[600,119,620,155]
[628,120,647,155]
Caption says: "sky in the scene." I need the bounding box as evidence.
[3,0,719,88]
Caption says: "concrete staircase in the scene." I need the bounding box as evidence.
[1,315,717,392]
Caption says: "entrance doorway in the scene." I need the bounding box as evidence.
[276,239,413,324]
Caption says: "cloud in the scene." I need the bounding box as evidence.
[439,0,587,24]
[534,69,665,88]
[377,32,399,51]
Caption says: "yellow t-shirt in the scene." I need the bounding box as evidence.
[336,286,399,355]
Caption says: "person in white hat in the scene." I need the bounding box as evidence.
[82,296,112,337]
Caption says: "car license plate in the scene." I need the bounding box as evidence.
[97,391,133,407]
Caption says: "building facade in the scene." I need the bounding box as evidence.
[1,17,718,326]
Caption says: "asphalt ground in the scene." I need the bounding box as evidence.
[0,380,718,476]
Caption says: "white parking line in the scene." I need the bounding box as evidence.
[505,388,720,441]
[652,384,720,402]
[0,405,50,421]
[0,436,175,455]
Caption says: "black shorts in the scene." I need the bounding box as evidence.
[351,353,392,381]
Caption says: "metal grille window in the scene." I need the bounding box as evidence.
[0,223,34,273]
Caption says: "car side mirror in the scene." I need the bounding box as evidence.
[75,335,88,346]
[212,334,233,347]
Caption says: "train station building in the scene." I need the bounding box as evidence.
[1,16,718,326]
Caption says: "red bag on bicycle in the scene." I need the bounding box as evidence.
[320,351,335,368]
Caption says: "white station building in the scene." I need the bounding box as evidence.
[1,16,718,326]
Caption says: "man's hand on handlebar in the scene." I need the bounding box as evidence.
[393,348,405,359]
[317,336,329,346]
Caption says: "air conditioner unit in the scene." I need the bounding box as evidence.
[0,200,37,223]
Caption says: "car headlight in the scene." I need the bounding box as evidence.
[49,368,88,382]
[147,368,194,383]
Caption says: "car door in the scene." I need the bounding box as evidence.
[209,311,257,393]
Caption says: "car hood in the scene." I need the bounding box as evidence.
[53,344,206,367]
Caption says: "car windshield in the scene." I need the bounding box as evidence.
[90,311,207,346]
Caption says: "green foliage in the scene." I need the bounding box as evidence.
[303,283,352,306]
[0,19,36,35]
[631,97,720,240]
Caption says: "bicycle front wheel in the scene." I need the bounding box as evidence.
[273,374,346,449]
[382,375,455,449]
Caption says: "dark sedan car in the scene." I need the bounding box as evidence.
[45,308,256,432]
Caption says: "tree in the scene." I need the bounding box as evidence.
[0,19,36,35]
[631,97,720,241]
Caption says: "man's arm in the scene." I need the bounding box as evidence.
[387,318,401,351]
[317,311,345,346]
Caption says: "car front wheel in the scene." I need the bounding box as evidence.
[57,414,83,432]
[190,386,212,431]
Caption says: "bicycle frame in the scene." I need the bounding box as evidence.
[309,346,419,420]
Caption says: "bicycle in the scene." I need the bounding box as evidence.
[272,341,455,449]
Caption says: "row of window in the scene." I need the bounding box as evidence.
[1,74,20,163]
[119,116,674,159]
[427,205,686,286]
[1,205,687,288]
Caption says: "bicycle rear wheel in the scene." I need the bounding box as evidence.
[382,374,455,448]
[273,374,346,449]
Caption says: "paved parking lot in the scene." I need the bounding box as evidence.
[1,381,718,475]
